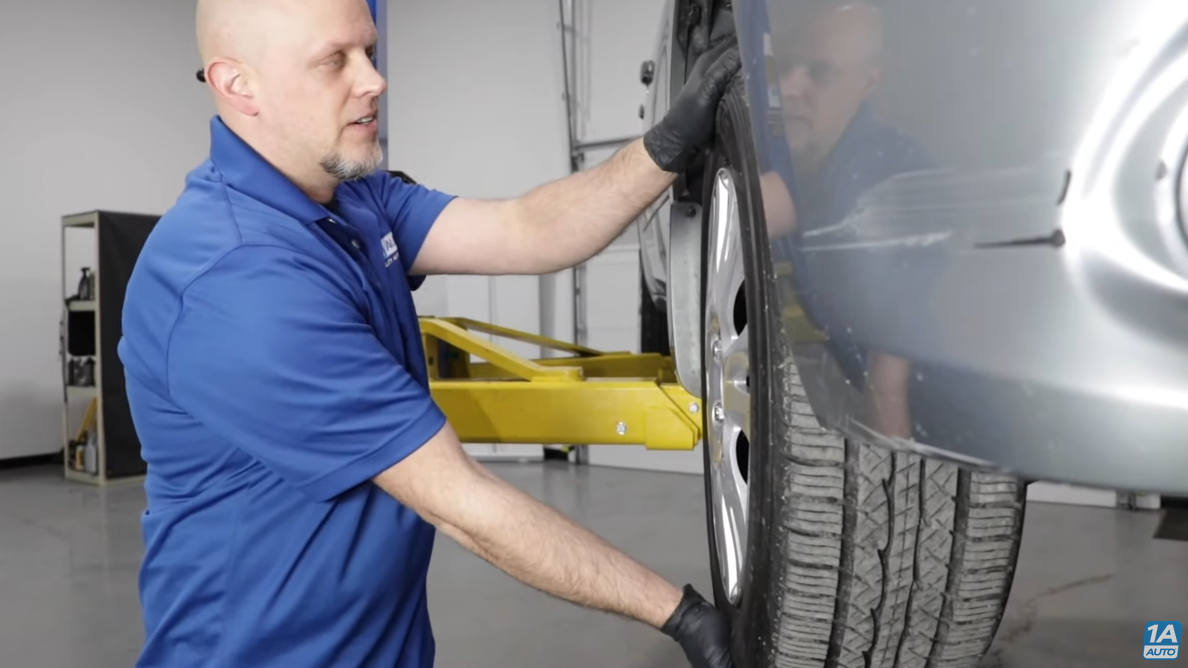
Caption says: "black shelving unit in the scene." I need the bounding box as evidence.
[60,210,159,485]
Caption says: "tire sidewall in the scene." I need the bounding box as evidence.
[699,75,784,668]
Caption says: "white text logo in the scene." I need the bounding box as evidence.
[381,232,399,267]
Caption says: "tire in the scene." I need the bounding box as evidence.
[698,77,1027,668]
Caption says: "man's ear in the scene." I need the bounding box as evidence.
[205,58,259,116]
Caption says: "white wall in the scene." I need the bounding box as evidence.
[387,0,576,460]
[386,0,572,335]
[569,0,667,156]
[0,1,213,459]
[569,0,668,248]
[558,0,707,474]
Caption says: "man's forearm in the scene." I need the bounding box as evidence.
[374,424,683,629]
[509,139,676,273]
[441,456,683,628]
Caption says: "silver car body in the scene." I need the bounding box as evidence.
[637,0,1188,494]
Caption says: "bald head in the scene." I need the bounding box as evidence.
[197,0,276,72]
[194,0,386,203]
[813,3,884,66]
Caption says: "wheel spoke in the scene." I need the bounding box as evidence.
[719,225,744,304]
[723,327,750,434]
[712,233,743,323]
[715,446,748,601]
[723,324,749,362]
[715,286,743,346]
[723,377,750,438]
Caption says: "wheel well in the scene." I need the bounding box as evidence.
[643,0,738,395]
[671,0,737,204]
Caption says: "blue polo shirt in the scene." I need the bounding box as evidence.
[118,116,457,668]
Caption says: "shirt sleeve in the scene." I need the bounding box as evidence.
[165,243,448,502]
[373,173,456,290]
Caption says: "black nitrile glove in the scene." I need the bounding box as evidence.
[643,38,741,174]
[661,585,735,668]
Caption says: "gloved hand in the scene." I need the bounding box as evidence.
[643,38,741,174]
[660,584,735,668]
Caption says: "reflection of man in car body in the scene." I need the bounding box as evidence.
[747,1,933,439]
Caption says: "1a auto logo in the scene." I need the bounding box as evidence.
[1145,621,1180,660]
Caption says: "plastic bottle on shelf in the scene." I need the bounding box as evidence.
[79,358,96,387]
[84,431,98,475]
[78,268,94,301]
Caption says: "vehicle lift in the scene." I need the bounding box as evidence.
[419,317,704,453]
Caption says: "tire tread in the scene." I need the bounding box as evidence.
[767,364,1024,668]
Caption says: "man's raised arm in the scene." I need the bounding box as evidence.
[410,39,741,277]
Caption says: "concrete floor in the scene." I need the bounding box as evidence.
[0,462,1184,668]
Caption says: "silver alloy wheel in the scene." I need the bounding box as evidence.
[704,167,751,606]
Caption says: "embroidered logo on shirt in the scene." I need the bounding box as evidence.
[380,232,399,267]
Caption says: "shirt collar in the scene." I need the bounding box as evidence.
[207,115,332,226]
[822,104,875,171]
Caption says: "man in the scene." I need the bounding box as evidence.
[117,0,739,667]
[749,1,934,440]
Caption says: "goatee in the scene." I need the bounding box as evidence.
[321,144,383,182]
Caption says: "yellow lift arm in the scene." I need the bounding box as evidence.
[420,317,703,451]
